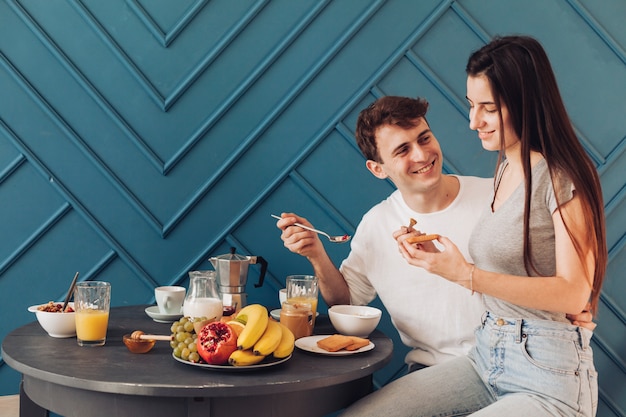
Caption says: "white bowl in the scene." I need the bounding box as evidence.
[279,288,287,305]
[28,302,76,338]
[328,305,382,338]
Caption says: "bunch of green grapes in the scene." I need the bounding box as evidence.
[170,316,208,363]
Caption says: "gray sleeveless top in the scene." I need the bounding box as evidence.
[469,158,574,322]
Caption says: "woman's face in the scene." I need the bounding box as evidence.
[466,74,519,152]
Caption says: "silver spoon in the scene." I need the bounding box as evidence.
[271,214,351,243]
[61,272,79,312]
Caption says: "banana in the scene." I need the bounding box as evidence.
[253,320,282,356]
[235,304,269,350]
[229,349,266,366]
[273,322,295,359]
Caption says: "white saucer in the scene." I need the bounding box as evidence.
[145,306,183,323]
[270,309,319,321]
[270,309,281,320]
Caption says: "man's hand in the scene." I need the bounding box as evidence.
[274,213,326,259]
[274,212,351,306]
[566,303,596,331]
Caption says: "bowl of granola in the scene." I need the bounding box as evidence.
[28,301,76,338]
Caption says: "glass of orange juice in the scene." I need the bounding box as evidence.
[74,281,111,347]
[286,275,319,327]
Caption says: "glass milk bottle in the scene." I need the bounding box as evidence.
[183,271,223,320]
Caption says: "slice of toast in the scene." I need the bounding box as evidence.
[344,336,370,351]
[316,334,354,352]
[317,334,370,352]
[406,234,440,244]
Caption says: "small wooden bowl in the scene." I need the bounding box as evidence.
[123,334,156,353]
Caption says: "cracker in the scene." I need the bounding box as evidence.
[317,334,370,352]
[316,334,354,352]
[406,234,440,244]
[344,336,370,351]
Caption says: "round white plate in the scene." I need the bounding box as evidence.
[172,353,291,371]
[270,309,319,321]
[295,335,375,356]
[145,306,183,323]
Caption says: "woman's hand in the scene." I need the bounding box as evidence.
[397,233,473,288]
[392,227,440,253]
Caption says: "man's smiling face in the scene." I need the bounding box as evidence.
[366,117,444,195]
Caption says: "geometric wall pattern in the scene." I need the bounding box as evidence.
[1,1,624,415]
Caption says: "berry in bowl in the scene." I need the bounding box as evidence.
[28,302,76,338]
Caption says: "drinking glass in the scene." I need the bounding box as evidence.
[286,275,319,326]
[74,281,111,347]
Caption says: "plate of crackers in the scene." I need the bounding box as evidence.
[295,334,374,356]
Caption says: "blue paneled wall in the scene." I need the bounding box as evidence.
[1,1,624,415]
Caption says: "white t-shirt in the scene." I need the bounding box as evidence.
[340,175,492,366]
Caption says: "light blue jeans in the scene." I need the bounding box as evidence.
[339,312,597,417]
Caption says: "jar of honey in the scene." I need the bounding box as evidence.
[280,301,313,339]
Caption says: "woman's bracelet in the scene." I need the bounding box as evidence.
[469,264,475,295]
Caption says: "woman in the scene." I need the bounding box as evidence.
[340,35,606,417]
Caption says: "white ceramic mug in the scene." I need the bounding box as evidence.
[279,288,287,306]
[155,286,185,314]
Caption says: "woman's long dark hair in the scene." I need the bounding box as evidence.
[466,35,607,314]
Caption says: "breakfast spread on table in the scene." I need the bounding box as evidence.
[15,242,390,417]
[29,253,379,369]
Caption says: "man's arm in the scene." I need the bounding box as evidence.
[307,249,351,306]
[275,213,351,306]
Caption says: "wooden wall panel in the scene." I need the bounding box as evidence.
[1,1,624,414]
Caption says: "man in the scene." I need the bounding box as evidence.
[275,96,592,371]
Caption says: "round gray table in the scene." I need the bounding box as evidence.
[2,305,393,417]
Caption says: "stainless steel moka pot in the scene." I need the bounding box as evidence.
[209,247,268,309]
